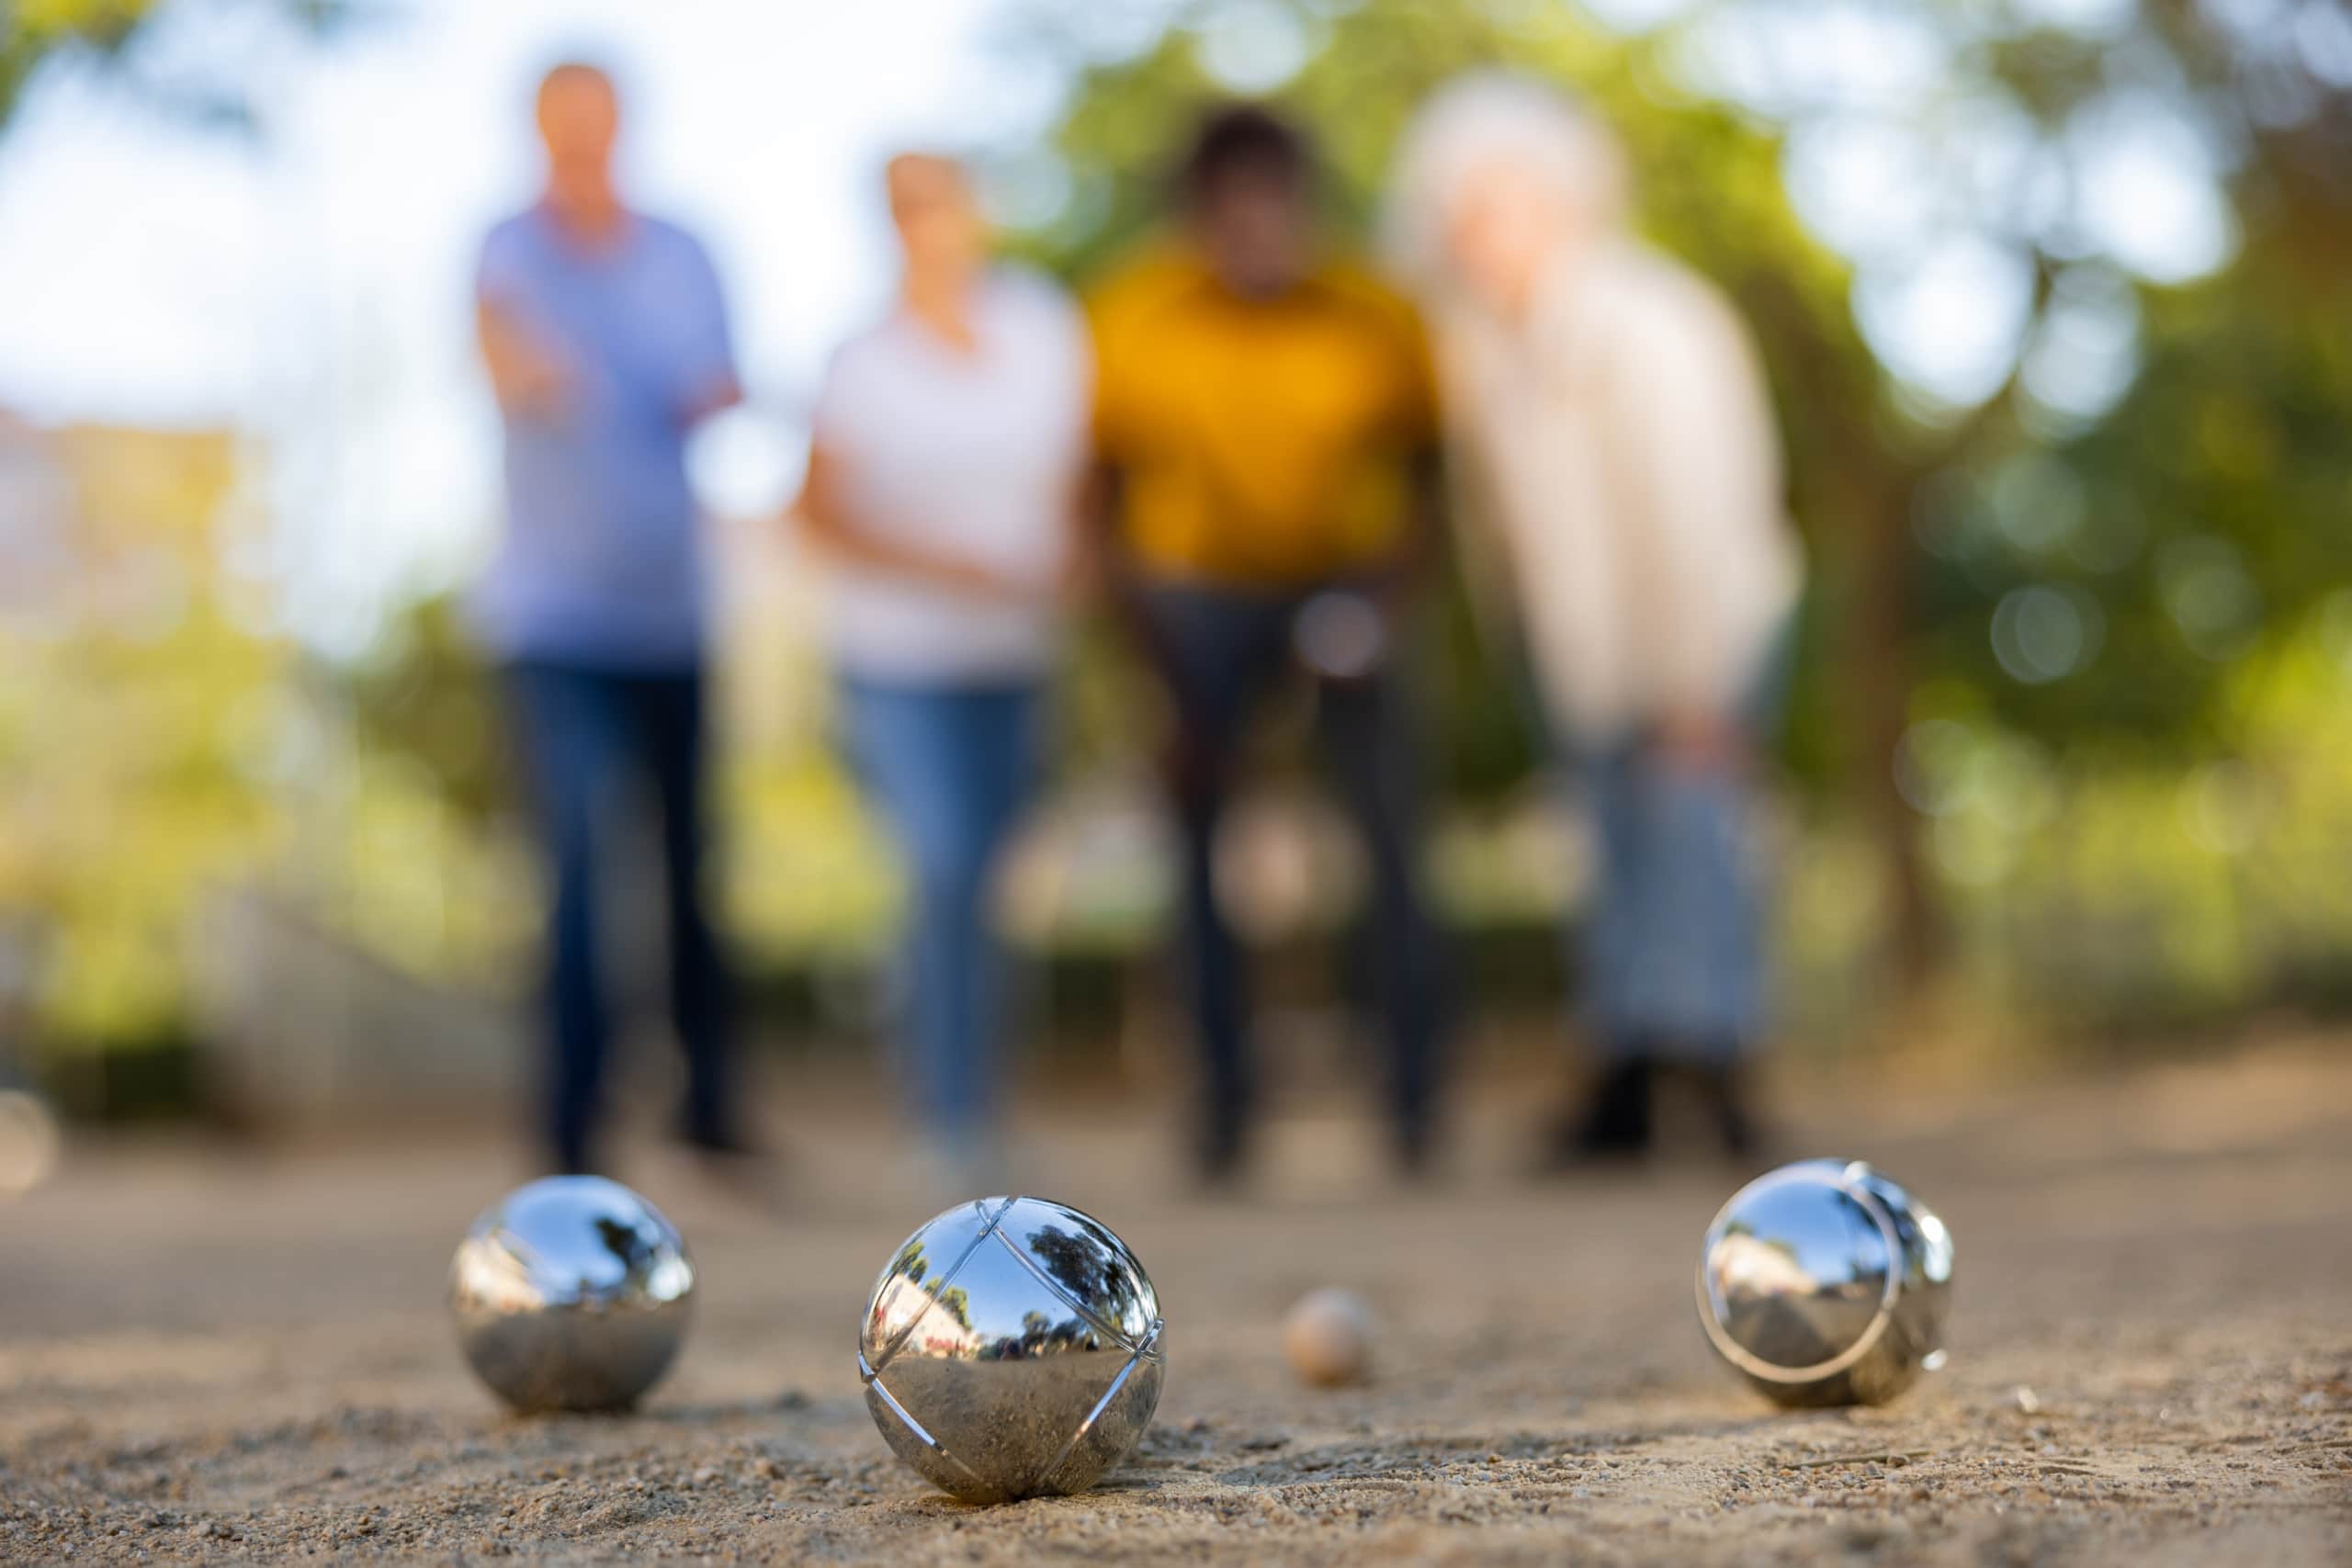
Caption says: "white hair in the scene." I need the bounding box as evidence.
[1381,73,1629,297]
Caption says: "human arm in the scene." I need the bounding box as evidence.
[1076,458,1165,645]
[1608,276,1792,769]
[679,370,743,427]
[1074,284,1186,669]
[475,230,570,420]
[1371,442,1448,612]
[477,302,571,419]
[1359,297,1451,615]
[791,442,1038,601]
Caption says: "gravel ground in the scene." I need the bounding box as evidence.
[3,1041,2348,1565]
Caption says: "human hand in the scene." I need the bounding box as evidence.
[507,354,570,418]
[1652,709,1752,774]
[928,554,1044,603]
[484,320,571,420]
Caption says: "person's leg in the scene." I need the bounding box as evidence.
[1314,662,1449,1169]
[1172,750,1246,1165]
[842,681,1041,1159]
[929,684,1045,1154]
[503,662,627,1174]
[951,684,1046,1136]
[1552,742,1657,1161]
[1550,633,1790,1167]
[1675,626,1797,1153]
[631,666,739,1151]
[1644,757,1769,1155]
[1132,585,1291,1178]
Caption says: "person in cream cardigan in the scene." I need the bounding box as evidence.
[1385,74,1805,1162]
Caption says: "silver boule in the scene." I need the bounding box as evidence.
[1696,1158,1953,1408]
[858,1195,1165,1504]
[450,1175,695,1413]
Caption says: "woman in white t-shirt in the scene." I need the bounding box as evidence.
[795,153,1091,1182]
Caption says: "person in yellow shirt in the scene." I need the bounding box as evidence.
[1088,106,1451,1184]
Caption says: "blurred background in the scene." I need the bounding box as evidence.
[3,0,2349,1143]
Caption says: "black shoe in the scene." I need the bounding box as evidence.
[1193,1106,1249,1191]
[1535,1059,1655,1171]
[677,1122,790,1213]
[679,1120,764,1159]
[1579,1057,1657,1154]
[1393,1114,1438,1181]
[1695,1064,1766,1161]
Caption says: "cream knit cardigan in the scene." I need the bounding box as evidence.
[1431,240,1804,743]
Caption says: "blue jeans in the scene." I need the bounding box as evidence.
[840,677,1043,1145]
[503,660,733,1173]
[1567,642,1791,1062]
[1576,748,1768,1059]
[1136,582,1448,1139]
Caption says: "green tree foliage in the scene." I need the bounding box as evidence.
[0,428,279,1053]
[346,594,507,829]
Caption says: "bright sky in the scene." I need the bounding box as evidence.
[0,0,2239,654]
[0,0,1061,651]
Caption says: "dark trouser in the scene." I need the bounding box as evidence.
[503,660,733,1174]
[1136,582,1448,1142]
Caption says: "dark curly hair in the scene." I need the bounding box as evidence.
[1178,104,1315,203]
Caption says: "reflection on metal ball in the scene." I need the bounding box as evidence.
[858,1195,1166,1504]
[450,1175,695,1413]
[1696,1158,1953,1408]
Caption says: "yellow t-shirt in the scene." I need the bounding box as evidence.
[1088,244,1439,587]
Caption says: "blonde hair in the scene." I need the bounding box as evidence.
[1382,73,1628,296]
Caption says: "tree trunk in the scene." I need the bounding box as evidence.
[1838,464,1940,998]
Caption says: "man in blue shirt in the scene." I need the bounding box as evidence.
[476,61,746,1176]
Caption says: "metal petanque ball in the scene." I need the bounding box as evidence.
[450,1175,695,1413]
[858,1195,1165,1504]
[1696,1158,1954,1409]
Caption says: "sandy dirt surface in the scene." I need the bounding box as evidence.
[4,1043,2349,1565]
